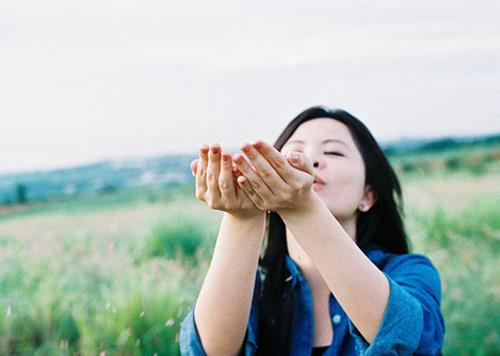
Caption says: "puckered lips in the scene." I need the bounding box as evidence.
[313,175,326,185]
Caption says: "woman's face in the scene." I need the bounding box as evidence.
[281,118,373,223]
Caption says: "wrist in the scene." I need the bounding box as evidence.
[225,210,266,225]
[277,191,322,221]
[223,211,267,242]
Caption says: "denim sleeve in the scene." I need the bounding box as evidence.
[347,254,445,355]
[179,271,261,356]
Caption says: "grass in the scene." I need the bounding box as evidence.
[0,150,498,354]
[0,186,219,355]
[142,212,216,261]
[403,191,500,355]
[396,159,500,355]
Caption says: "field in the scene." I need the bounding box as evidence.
[0,144,499,355]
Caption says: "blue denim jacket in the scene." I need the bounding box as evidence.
[180,247,445,355]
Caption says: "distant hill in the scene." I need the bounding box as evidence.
[1,133,499,204]
[0,155,196,204]
[382,133,500,155]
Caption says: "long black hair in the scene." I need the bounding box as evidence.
[256,105,411,355]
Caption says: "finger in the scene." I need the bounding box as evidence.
[233,153,273,201]
[232,166,256,205]
[219,151,237,202]
[232,163,245,179]
[195,145,209,200]
[285,151,314,175]
[207,143,222,202]
[232,164,240,176]
[253,139,316,185]
[190,159,198,177]
[236,174,265,210]
[240,142,288,194]
[250,140,298,182]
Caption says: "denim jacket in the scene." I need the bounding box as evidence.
[180,247,445,355]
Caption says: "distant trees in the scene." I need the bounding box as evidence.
[15,183,28,204]
[1,183,29,205]
[0,183,28,205]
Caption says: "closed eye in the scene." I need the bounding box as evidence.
[325,151,344,156]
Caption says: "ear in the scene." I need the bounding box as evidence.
[358,185,376,212]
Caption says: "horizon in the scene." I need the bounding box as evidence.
[1,131,497,176]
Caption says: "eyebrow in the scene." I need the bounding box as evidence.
[285,139,349,148]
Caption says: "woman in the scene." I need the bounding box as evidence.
[180,106,445,355]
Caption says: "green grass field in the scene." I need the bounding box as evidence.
[0,147,499,355]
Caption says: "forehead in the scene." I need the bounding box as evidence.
[285,118,354,145]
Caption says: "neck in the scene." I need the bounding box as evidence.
[339,215,357,244]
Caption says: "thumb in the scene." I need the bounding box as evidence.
[286,151,314,175]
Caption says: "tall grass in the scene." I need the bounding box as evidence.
[405,190,500,355]
[142,213,214,261]
[0,195,217,355]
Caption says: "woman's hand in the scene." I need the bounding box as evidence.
[233,139,316,214]
[190,143,265,219]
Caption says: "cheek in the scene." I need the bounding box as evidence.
[327,162,366,200]
[331,160,364,185]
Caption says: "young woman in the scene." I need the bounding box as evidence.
[180,106,445,355]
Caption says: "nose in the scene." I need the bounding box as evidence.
[304,150,324,169]
[312,156,325,169]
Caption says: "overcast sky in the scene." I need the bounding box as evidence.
[1,0,500,174]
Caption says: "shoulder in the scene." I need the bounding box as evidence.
[366,247,439,276]
[384,252,440,277]
[383,252,443,302]
[365,247,442,299]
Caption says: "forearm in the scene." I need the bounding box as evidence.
[279,193,390,344]
[194,212,266,355]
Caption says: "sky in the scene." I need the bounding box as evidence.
[1,0,500,174]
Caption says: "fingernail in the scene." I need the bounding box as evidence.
[234,154,243,164]
[289,152,299,161]
[222,153,229,162]
[211,145,220,155]
[251,140,262,148]
[240,143,250,152]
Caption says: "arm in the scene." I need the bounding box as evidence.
[232,140,389,342]
[194,212,265,355]
[279,193,390,343]
[281,196,445,354]
[182,143,266,355]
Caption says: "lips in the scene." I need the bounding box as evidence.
[313,175,325,185]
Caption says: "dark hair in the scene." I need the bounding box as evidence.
[256,105,411,354]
